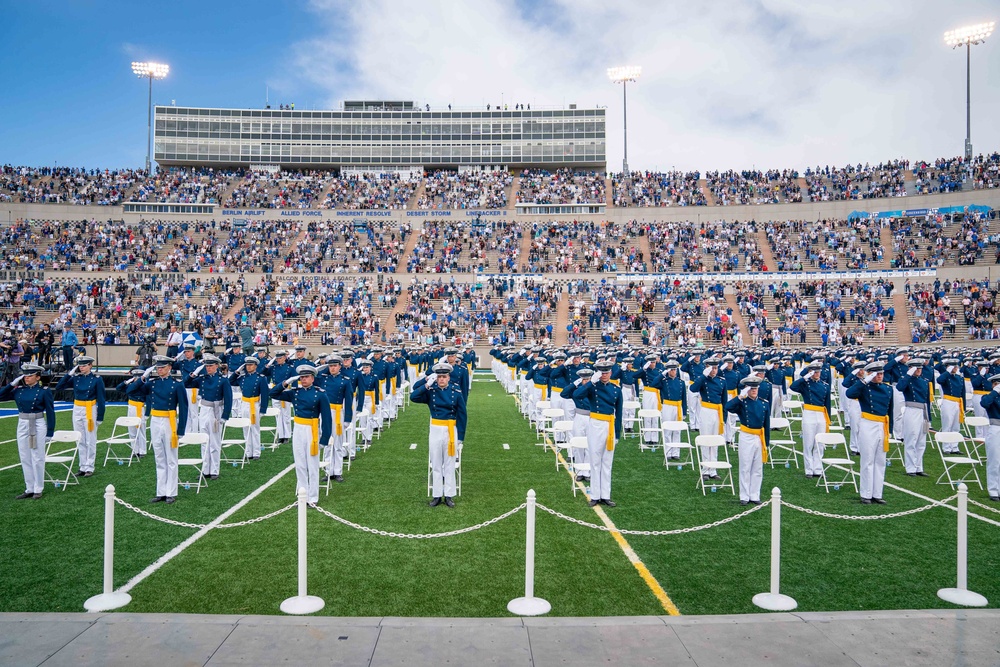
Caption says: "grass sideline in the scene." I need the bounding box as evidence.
[1,379,999,616]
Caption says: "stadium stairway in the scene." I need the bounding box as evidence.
[699,179,716,206]
[637,232,652,264]
[723,291,751,339]
[508,172,520,210]
[877,225,894,269]
[519,228,533,272]
[408,179,426,210]
[605,177,614,208]
[395,230,422,275]
[552,293,570,345]
[893,288,912,344]
[382,289,412,336]
[754,229,779,272]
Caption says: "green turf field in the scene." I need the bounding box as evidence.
[1,378,999,617]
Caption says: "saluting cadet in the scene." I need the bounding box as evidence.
[970,361,992,442]
[138,356,189,504]
[230,356,270,460]
[691,359,726,479]
[525,352,551,425]
[561,368,593,482]
[116,368,148,458]
[660,360,688,460]
[846,362,894,504]
[184,354,233,480]
[842,361,867,455]
[720,356,741,445]
[270,366,332,505]
[637,355,664,447]
[0,364,56,499]
[354,358,381,448]
[790,361,832,479]
[411,362,467,508]
[979,373,1000,502]
[725,375,770,505]
[548,352,573,443]
[339,350,360,452]
[173,343,202,436]
[264,350,296,444]
[385,349,406,420]
[291,345,312,371]
[619,357,640,407]
[680,350,704,431]
[573,360,622,507]
[55,356,106,478]
[765,357,788,419]
[896,358,931,477]
[936,359,965,454]
[318,355,354,482]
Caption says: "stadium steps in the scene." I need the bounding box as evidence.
[637,233,652,266]
[605,177,614,208]
[508,174,520,210]
[408,179,427,210]
[754,229,779,272]
[519,227,533,272]
[893,288,913,344]
[723,291,750,341]
[699,179,716,206]
[903,171,919,196]
[877,225,894,269]
[382,289,411,336]
[395,228,422,274]
[552,293,570,345]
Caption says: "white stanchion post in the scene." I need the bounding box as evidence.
[280,487,325,615]
[752,487,797,611]
[937,483,988,607]
[84,485,132,612]
[507,489,551,616]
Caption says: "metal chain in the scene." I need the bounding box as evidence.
[311,502,526,539]
[534,500,770,535]
[966,498,1000,516]
[113,497,297,530]
[781,494,957,521]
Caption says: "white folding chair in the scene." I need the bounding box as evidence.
[782,400,803,428]
[533,400,552,434]
[661,421,695,471]
[622,400,642,438]
[935,431,983,490]
[567,436,591,497]
[828,406,846,433]
[177,433,209,493]
[102,416,142,467]
[693,434,735,496]
[259,407,280,450]
[221,417,251,468]
[768,417,800,469]
[815,432,857,493]
[539,408,564,449]
[637,409,662,452]
[45,430,81,491]
[963,416,989,462]
[552,420,574,470]
[886,435,905,468]
[357,409,372,451]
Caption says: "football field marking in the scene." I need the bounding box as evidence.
[114,463,295,597]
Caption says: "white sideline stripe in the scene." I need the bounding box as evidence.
[1,447,76,473]
[502,443,510,450]
[409,443,418,450]
[115,463,295,597]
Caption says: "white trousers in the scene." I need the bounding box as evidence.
[587,417,615,500]
[901,406,928,474]
[737,431,764,502]
[185,388,200,437]
[360,397,375,441]
[891,386,905,440]
[660,403,681,458]
[127,404,147,455]
[971,393,988,440]
[938,399,962,452]
[198,405,224,476]
[846,398,862,454]
[292,422,320,504]
[858,418,887,500]
[276,399,292,440]
[801,410,827,476]
[724,393,738,443]
[641,389,660,443]
[150,416,178,498]
[241,400,262,458]
[986,425,1000,497]
[551,394,569,442]
[688,386,702,430]
[428,421,457,498]
[770,387,784,419]
[699,404,721,475]
[572,412,590,470]
[72,404,97,473]
[17,417,47,494]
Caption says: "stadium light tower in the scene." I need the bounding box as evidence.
[607,65,641,176]
[131,61,170,174]
[943,22,994,160]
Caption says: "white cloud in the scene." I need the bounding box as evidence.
[285,0,1000,172]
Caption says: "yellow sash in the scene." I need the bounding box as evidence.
[644,385,662,410]
[331,403,343,436]
[391,377,397,395]
[431,417,458,456]
[242,396,259,425]
[190,388,198,406]
[533,383,548,400]
[151,409,178,448]
[928,385,934,402]
[74,399,96,432]
[591,412,616,451]
[610,379,620,386]
[663,399,683,419]
[943,395,965,424]
[862,412,891,452]
[973,390,989,396]
[740,424,768,464]
[128,400,145,420]
[803,403,831,432]
[702,402,724,435]
[294,416,319,456]
[365,390,375,408]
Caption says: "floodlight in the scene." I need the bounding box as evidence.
[131,62,170,173]
[944,22,994,47]
[607,66,642,84]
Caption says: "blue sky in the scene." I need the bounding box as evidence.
[2,0,998,172]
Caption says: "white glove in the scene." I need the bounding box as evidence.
[68,366,78,376]
[11,375,23,387]
[703,367,712,377]
[142,367,154,380]
[283,375,300,387]
[907,367,917,376]
[96,421,102,428]
[225,347,233,355]
[425,373,437,384]
[193,364,205,377]
[862,374,874,384]
[994,386,1000,395]
[981,367,988,376]
[852,368,862,377]
[235,364,246,375]
[895,355,904,363]
[643,361,652,370]
[739,387,750,399]
[175,352,184,362]
[287,348,295,357]
[765,363,773,370]
[456,440,463,450]
[266,358,276,368]
[573,378,582,386]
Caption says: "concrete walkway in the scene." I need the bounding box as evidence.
[3,609,998,667]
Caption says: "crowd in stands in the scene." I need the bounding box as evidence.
[804,161,908,201]
[224,169,329,209]
[706,169,802,205]
[516,169,605,205]
[132,168,233,205]
[610,171,707,207]
[891,212,997,269]
[418,170,512,209]
[524,220,644,273]
[320,172,418,210]
[0,166,145,205]
[906,278,1000,343]
[765,218,885,271]
[291,221,409,273]
[644,220,762,273]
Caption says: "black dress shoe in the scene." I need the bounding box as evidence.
[861,498,873,505]
[906,472,917,477]
[989,496,1000,502]
[429,497,442,507]
[150,496,166,503]
[601,499,616,507]
[164,497,176,504]
[82,471,94,478]
[740,500,749,506]
[711,474,721,480]
[575,475,585,482]
[73,470,84,477]
[33,493,43,500]
[583,477,590,482]
[15,492,33,500]
[749,500,762,505]
[333,475,344,483]
[915,471,929,477]
[669,456,680,461]
[444,497,455,508]
[872,498,886,505]
[588,499,599,507]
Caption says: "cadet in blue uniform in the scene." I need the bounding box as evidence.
[790,361,832,479]
[561,368,593,481]
[117,369,148,457]
[270,365,332,504]
[573,361,622,507]
[354,358,381,447]
[637,356,664,447]
[691,359,726,478]
[896,359,932,477]
[1,364,56,499]
[980,373,1000,502]
[55,355,106,477]
[726,376,770,505]
[231,357,270,459]
[846,362,894,504]
[970,361,991,441]
[660,360,688,460]
[137,355,189,504]
[318,355,354,482]
[173,343,202,436]
[411,362,468,507]
[264,350,296,443]
[680,351,704,431]
[548,352,573,443]
[936,359,965,454]
[185,354,233,479]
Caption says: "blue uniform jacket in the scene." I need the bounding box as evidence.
[136,375,189,436]
[269,384,332,447]
[184,371,234,421]
[573,379,623,440]
[411,376,468,440]
[54,372,106,423]
[724,395,771,446]
[0,382,56,437]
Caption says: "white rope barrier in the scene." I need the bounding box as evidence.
[535,500,769,535]
[781,494,958,521]
[937,484,989,607]
[311,502,526,538]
